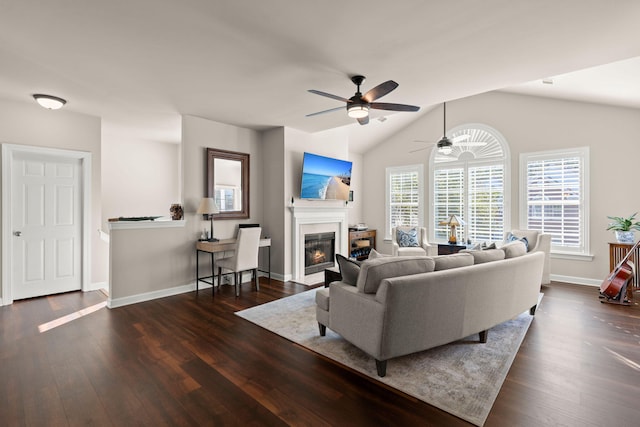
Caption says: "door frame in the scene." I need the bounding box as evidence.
[1,143,92,306]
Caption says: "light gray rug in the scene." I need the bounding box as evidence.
[236,289,538,426]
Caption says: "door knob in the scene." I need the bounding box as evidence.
[13,231,22,236]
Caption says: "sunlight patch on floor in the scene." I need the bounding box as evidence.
[604,346,640,372]
[38,301,107,333]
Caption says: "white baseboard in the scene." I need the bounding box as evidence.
[549,274,600,287]
[86,281,108,292]
[106,274,266,309]
[107,282,199,308]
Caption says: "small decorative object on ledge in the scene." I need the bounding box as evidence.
[606,212,640,243]
[108,216,161,222]
[170,203,184,220]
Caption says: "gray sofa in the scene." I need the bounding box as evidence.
[315,242,544,376]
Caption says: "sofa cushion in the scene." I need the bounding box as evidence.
[396,228,419,247]
[506,232,529,251]
[460,248,506,264]
[356,256,435,294]
[368,248,391,259]
[336,254,361,286]
[315,287,330,311]
[395,246,426,256]
[433,253,474,270]
[502,240,527,258]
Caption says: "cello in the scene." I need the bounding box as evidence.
[600,240,640,301]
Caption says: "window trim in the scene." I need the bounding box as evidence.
[385,164,424,240]
[429,123,511,243]
[519,146,590,257]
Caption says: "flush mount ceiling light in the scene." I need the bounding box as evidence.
[33,94,67,110]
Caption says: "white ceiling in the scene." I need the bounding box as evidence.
[1,1,639,153]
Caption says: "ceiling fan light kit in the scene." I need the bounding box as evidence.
[437,136,453,155]
[307,75,419,125]
[347,103,369,118]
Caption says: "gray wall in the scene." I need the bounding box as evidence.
[362,91,640,284]
[0,99,106,300]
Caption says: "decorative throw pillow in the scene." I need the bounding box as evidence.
[335,254,361,286]
[367,248,391,260]
[396,228,419,247]
[482,242,497,250]
[505,232,529,251]
[502,240,527,258]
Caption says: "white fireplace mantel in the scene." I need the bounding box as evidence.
[290,206,349,282]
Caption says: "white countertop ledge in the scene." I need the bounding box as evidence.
[108,219,186,230]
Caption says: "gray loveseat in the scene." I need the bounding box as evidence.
[315,242,544,376]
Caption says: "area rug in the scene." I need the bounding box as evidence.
[236,289,539,426]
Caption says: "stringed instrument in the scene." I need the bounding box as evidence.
[600,240,640,299]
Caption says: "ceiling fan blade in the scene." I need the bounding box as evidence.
[455,141,487,146]
[451,134,470,143]
[371,102,420,112]
[306,106,345,117]
[362,80,398,102]
[409,146,430,153]
[308,89,349,103]
[357,115,369,125]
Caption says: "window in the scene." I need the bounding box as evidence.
[520,147,589,256]
[430,124,509,243]
[385,164,424,239]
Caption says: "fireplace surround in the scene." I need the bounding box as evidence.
[290,206,348,283]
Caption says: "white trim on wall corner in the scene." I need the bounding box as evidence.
[108,281,199,308]
[549,274,600,287]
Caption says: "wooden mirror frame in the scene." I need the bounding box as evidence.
[207,147,250,219]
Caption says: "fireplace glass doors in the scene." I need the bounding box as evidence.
[304,232,335,275]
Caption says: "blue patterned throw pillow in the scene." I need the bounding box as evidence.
[397,228,419,247]
[505,232,529,251]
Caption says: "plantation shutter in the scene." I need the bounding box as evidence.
[389,169,420,228]
[526,155,582,249]
[433,168,464,241]
[468,164,504,242]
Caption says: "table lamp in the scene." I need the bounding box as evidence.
[439,215,465,244]
[196,197,220,242]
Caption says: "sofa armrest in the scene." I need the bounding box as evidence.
[329,283,386,357]
[419,227,437,256]
[391,241,400,256]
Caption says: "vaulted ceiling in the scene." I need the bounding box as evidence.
[1,1,639,152]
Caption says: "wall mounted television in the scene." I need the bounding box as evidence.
[300,152,353,200]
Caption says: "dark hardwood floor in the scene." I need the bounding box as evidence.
[1,279,639,426]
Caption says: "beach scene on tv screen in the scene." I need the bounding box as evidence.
[300,153,352,200]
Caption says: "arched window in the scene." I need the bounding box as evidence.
[429,124,510,244]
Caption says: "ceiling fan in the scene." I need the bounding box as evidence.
[411,102,487,154]
[306,75,420,125]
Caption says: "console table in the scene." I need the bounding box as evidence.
[196,238,271,293]
[438,243,468,255]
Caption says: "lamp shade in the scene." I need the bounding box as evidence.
[439,214,465,227]
[196,197,219,215]
[33,94,67,110]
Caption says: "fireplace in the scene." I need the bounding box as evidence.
[304,232,335,275]
[290,205,348,283]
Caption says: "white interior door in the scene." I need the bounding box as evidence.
[11,152,82,300]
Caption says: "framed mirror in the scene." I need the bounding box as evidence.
[207,148,250,219]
